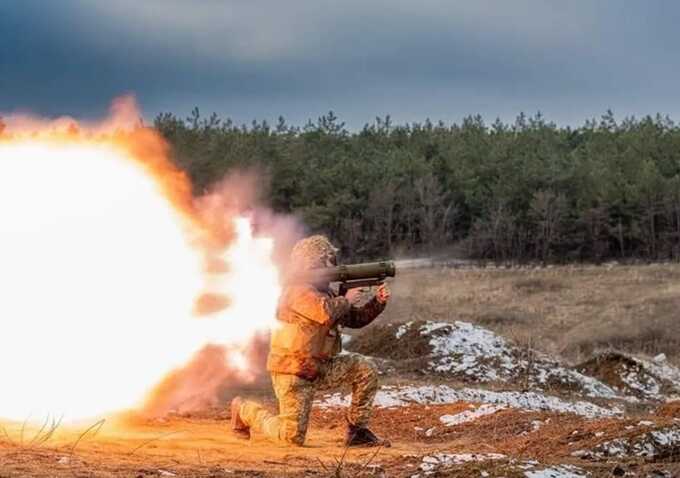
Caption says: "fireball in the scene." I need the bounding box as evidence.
[0,114,280,422]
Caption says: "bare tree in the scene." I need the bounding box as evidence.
[414,173,456,252]
[367,180,398,254]
[530,190,568,261]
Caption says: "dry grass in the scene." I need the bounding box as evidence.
[374,263,680,364]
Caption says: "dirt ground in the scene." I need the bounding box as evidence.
[2,263,680,477]
[2,404,679,477]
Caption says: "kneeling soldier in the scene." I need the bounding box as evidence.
[230,235,390,446]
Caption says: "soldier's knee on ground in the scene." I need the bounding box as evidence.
[239,400,265,427]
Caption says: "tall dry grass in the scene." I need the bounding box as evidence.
[375,263,680,364]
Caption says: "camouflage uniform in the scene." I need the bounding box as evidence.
[240,353,378,445]
[238,235,385,446]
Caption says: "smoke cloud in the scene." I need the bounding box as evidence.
[139,148,305,418]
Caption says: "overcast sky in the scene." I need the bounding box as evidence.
[1,1,678,128]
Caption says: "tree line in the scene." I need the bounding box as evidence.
[154,109,680,263]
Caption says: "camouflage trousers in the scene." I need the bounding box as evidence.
[239,353,378,446]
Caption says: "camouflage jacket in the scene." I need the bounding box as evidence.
[267,285,385,380]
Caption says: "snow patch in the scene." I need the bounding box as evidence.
[634,356,680,399]
[419,453,506,474]
[315,385,621,418]
[395,321,414,339]
[584,426,680,459]
[440,404,505,426]
[580,352,680,401]
[525,465,586,478]
[395,321,619,400]
[421,321,514,381]
[413,455,586,478]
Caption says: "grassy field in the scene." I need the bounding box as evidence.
[379,263,680,365]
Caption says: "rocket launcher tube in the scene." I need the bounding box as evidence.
[302,261,396,295]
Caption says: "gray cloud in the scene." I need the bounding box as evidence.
[1,1,679,127]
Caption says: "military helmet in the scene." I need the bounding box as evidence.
[290,235,338,270]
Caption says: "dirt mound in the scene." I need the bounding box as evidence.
[658,401,680,418]
[349,320,620,400]
[346,319,433,365]
[578,351,680,401]
[573,425,680,462]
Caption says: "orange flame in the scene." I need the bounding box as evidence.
[0,98,281,421]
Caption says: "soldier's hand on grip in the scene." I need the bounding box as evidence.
[375,283,391,304]
[345,287,363,305]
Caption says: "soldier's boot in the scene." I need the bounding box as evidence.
[230,396,250,439]
[345,424,390,447]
